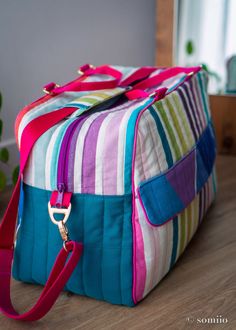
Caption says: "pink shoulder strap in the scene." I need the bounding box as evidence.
[0,106,83,321]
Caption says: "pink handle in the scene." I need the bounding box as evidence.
[120,66,157,86]
[133,66,202,90]
[44,64,123,95]
[0,106,84,321]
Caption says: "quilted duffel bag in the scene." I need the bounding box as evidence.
[0,64,217,321]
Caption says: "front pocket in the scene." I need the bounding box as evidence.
[138,122,216,226]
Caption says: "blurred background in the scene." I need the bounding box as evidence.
[0,0,156,186]
[0,0,236,187]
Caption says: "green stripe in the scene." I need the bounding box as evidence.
[212,166,217,194]
[165,97,189,155]
[197,72,210,122]
[157,100,182,160]
[77,97,100,105]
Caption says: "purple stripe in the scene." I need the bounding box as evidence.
[177,87,198,141]
[81,112,109,193]
[189,78,205,131]
[57,117,85,190]
[166,149,196,206]
[181,83,201,138]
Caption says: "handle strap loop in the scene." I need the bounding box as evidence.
[0,241,83,321]
[43,64,123,95]
[133,66,202,90]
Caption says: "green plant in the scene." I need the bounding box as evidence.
[0,91,19,191]
[185,40,222,92]
[185,40,194,56]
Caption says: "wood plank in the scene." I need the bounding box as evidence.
[0,155,236,329]
[155,0,175,66]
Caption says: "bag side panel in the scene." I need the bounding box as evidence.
[132,70,217,302]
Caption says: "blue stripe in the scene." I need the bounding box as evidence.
[170,216,178,268]
[149,105,174,167]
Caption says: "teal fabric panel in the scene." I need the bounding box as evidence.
[13,184,134,307]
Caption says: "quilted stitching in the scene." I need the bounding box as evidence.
[13,185,134,307]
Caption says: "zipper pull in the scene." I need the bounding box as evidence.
[49,184,72,209]
[56,183,66,208]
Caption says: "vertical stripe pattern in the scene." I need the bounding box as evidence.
[133,70,216,301]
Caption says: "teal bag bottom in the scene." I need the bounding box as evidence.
[13,184,134,307]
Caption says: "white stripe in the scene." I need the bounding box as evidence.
[155,224,167,284]
[23,149,35,186]
[137,111,166,183]
[95,112,117,194]
[45,124,62,190]
[18,92,83,146]
[116,100,147,194]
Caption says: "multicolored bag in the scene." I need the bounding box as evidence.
[0,64,216,321]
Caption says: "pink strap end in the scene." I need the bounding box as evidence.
[43,82,58,94]
[126,89,149,100]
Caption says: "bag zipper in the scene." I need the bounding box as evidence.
[56,116,86,205]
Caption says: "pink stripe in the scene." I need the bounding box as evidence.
[133,204,146,301]
[130,98,159,304]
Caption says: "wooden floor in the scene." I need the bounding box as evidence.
[0,155,235,330]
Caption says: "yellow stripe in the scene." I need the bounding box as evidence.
[165,97,189,155]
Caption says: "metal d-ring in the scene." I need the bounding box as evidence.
[48,202,72,243]
[48,202,71,225]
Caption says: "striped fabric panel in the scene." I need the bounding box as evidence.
[23,98,152,194]
[23,70,189,194]
[134,70,209,187]
[17,88,126,147]
[15,65,183,147]
[16,64,141,145]
[133,70,216,301]
[134,171,216,301]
